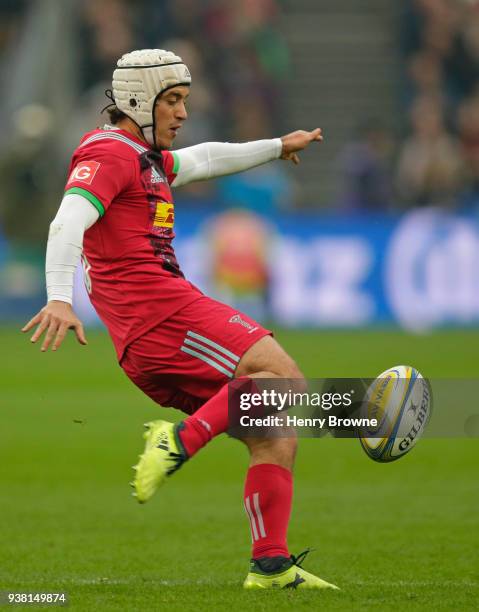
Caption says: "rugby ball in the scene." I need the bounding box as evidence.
[359,365,431,462]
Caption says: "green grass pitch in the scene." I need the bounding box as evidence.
[1,326,478,610]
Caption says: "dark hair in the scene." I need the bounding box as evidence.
[106,106,128,125]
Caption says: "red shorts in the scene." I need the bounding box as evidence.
[120,295,272,415]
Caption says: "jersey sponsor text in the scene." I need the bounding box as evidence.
[68,161,101,185]
[153,202,175,228]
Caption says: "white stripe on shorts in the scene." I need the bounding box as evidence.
[183,338,237,371]
[186,331,240,363]
[180,346,234,378]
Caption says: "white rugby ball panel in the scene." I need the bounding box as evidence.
[359,365,430,462]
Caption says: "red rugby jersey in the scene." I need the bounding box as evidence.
[64,126,203,361]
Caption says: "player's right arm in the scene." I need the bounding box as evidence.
[22,193,99,351]
[23,140,134,352]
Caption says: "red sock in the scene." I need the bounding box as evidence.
[244,463,293,559]
[177,383,228,456]
[178,377,256,457]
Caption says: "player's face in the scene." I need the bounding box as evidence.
[154,86,190,149]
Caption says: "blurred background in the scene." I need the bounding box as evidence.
[1,0,479,331]
[2,4,478,605]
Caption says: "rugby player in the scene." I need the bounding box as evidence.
[23,49,338,590]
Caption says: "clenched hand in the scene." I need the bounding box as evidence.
[280,128,323,165]
[22,301,87,352]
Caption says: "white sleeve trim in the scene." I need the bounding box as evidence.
[171,138,282,188]
[46,193,99,304]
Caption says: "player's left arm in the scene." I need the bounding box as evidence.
[169,128,322,187]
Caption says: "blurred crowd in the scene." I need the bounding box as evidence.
[339,0,479,212]
[77,0,292,214]
[399,0,479,209]
[0,0,290,246]
[2,0,479,249]
[77,0,289,141]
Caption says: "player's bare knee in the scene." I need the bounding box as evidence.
[283,361,307,394]
[259,436,297,470]
[271,356,307,395]
[236,335,306,388]
[240,434,297,470]
[277,435,298,464]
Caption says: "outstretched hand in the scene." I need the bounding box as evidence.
[280,128,323,165]
[22,301,87,352]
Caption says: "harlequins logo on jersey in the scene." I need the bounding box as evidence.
[229,314,258,334]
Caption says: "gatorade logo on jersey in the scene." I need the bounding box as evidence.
[68,161,101,185]
[153,202,174,228]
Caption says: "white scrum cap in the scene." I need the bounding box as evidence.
[112,49,191,146]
